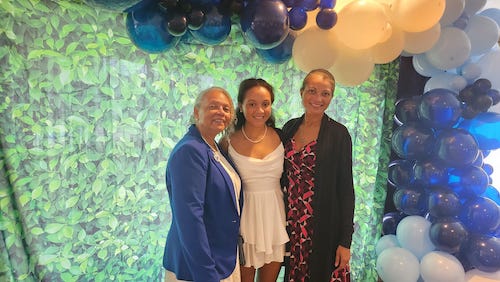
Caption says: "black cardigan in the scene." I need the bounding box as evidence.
[282,114,355,282]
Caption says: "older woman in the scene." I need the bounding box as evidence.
[163,87,242,282]
[282,69,355,282]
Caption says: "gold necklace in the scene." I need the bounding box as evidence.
[241,125,267,144]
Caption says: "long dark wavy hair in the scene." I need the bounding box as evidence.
[234,78,276,130]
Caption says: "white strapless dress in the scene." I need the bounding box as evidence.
[229,143,289,268]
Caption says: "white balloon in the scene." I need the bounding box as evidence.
[425,26,471,70]
[424,72,467,92]
[420,251,466,282]
[404,23,442,54]
[463,0,486,16]
[440,0,465,26]
[465,269,500,282]
[480,8,500,27]
[412,53,446,77]
[465,15,500,56]
[477,49,500,90]
[376,234,400,256]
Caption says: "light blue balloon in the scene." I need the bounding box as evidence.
[376,247,420,282]
[412,54,445,77]
[376,234,401,256]
[465,15,499,56]
[458,61,482,83]
[424,73,467,93]
[396,216,435,260]
[425,27,471,70]
[480,8,500,27]
[420,251,465,282]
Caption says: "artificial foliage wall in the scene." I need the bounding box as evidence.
[0,0,398,281]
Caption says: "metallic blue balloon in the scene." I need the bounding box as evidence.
[460,196,500,234]
[296,0,318,11]
[288,7,307,30]
[126,5,181,53]
[465,234,500,272]
[434,128,479,167]
[394,96,422,126]
[393,187,428,216]
[240,0,289,50]
[413,160,448,187]
[387,159,415,188]
[448,166,490,197]
[458,112,500,150]
[428,188,461,218]
[319,0,335,8]
[418,88,462,129]
[190,6,231,45]
[316,8,337,30]
[255,31,296,64]
[430,218,468,254]
[391,122,435,160]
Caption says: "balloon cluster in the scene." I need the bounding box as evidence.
[377,86,500,281]
[376,2,500,279]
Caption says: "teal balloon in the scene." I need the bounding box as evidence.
[256,31,296,64]
[190,6,231,45]
[458,112,500,150]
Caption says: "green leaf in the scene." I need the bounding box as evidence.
[45,223,64,234]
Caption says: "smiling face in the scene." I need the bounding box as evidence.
[301,72,334,116]
[241,86,272,128]
[194,88,233,139]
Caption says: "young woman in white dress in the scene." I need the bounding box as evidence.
[220,78,289,282]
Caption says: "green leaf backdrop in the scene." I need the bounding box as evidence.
[0,0,398,281]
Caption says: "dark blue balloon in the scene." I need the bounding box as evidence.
[256,31,296,64]
[296,0,319,11]
[126,5,181,53]
[190,6,231,45]
[413,160,448,187]
[448,166,490,197]
[458,112,500,150]
[430,218,468,254]
[382,212,407,235]
[428,188,461,218]
[288,7,307,30]
[472,151,484,167]
[387,159,415,188]
[240,0,289,49]
[418,88,462,129]
[465,234,500,272]
[391,122,435,160]
[393,187,428,216]
[282,0,295,7]
[316,8,337,29]
[85,0,143,11]
[434,128,479,167]
[460,197,500,233]
[394,96,422,125]
[319,0,335,8]
[481,186,500,205]
[487,88,500,105]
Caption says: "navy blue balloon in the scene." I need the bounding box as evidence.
[428,188,461,218]
[472,151,484,167]
[187,8,206,30]
[316,8,337,29]
[481,186,500,205]
[387,159,415,187]
[418,88,462,129]
[430,218,468,254]
[240,0,289,49]
[319,0,335,8]
[126,6,181,53]
[167,14,188,36]
[391,122,435,160]
[448,166,490,197]
[458,112,500,150]
[393,187,428,216]
[460,196,500,234]
[382,212,407,235]
[465,234,500,272]
[85,0,143,11]
[296,0,319,11]
[288,7,307,30]
[282,0,295,7]
[190,6,231,45]
[413,160,448,187]
[434,128,479,167]
[256,31,296,64]
[487,89,500,105]
[394,96,422,125]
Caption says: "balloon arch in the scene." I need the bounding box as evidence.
[84,0,500,281]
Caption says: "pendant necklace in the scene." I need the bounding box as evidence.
[241,125,268,144]
[201,135,221,162]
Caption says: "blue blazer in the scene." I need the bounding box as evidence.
[163,125,242,282]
